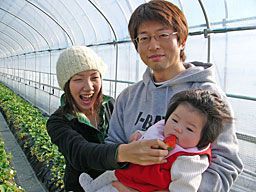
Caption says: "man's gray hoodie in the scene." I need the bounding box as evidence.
[106,62,243,192]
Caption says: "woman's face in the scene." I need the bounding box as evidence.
[69,70,102,114]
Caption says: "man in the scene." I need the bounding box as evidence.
[106,0,243,191]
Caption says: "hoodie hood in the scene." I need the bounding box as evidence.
[141,61,217,111]
[143,61,216,89]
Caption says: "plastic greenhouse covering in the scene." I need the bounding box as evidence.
[0,0,256,191]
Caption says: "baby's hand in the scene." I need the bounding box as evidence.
[129,131,142,142]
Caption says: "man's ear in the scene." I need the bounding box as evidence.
[180,38,187,50]
[180,43,185,50]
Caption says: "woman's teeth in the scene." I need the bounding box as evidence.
[80,94,93,99]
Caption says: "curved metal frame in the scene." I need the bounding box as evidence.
[198,0,211,63]
[75,0,97,43]
[25,0,74,46]
[0,39,15,55]
[88,0,119,98]
[0,20,35,51]
[0,7,50,50]
[0,31,24,51]
[0,0,255,111]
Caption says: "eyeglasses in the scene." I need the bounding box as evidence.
[134,32,177,45]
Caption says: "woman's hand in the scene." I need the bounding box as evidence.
[112,181,168,192]
[112,181,139,192]
[117,139,168,165]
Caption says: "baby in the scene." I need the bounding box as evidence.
[79,89,233,192]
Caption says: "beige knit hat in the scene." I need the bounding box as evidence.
[56,46,107,90]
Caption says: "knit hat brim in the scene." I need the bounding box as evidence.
[56,46,107,90]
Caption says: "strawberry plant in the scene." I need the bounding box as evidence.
[0,138,25,191]
[0,83,65,191]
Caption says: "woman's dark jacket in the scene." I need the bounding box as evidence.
[46,95,121,191]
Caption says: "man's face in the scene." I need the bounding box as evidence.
[137,21,185,82]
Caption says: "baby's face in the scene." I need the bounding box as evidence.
[164,102,207,148]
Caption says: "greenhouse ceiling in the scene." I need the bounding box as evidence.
[0,0,255,58]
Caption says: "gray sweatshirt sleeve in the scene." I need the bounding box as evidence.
[105,91,129,144]
[198,120,243,191]
[196,85,244,191]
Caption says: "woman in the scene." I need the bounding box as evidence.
[46,46,168,191]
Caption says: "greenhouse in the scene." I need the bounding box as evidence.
[0,0,255,191]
